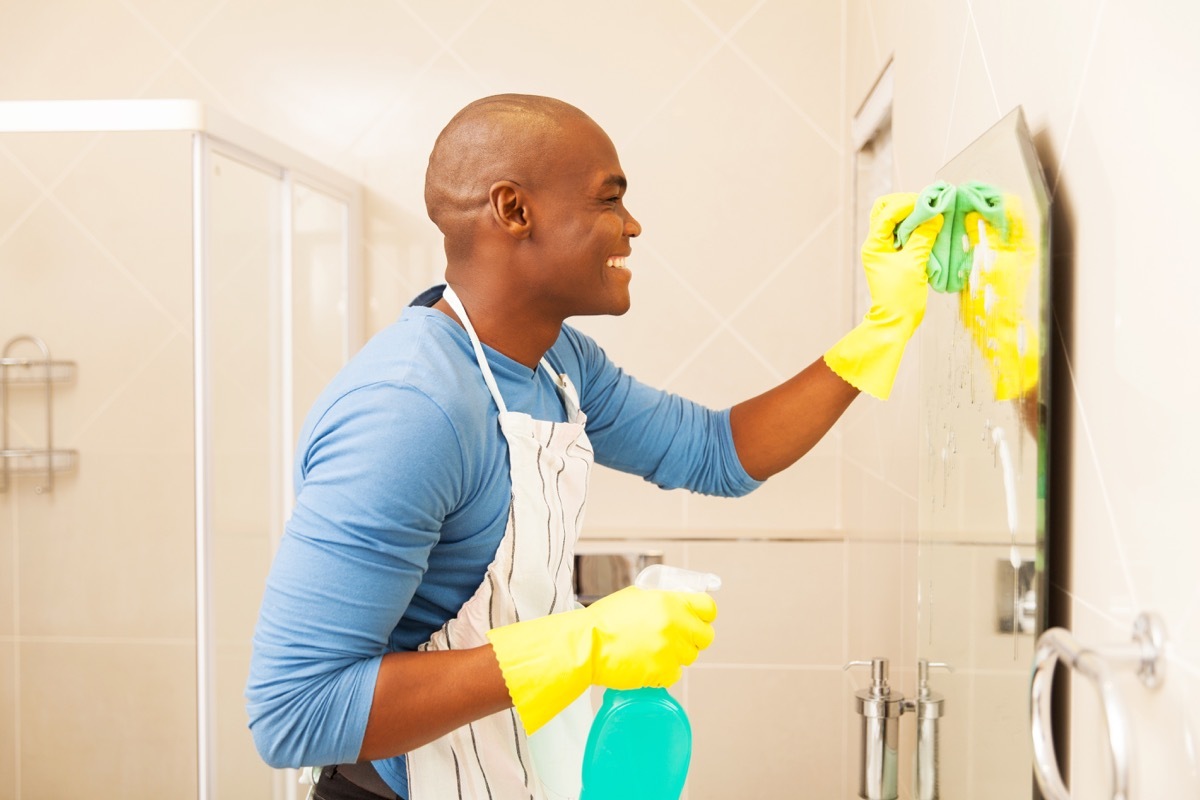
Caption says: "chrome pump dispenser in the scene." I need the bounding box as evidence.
[844,657,904,800]
[903,659,953,800]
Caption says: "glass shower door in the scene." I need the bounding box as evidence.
[205,144,357,800]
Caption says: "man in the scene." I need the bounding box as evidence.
[246,94,941,800]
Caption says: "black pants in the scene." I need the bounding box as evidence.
[313,765,404,800]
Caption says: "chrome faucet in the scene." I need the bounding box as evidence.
[845,657,953,800]
[844,657,904,800]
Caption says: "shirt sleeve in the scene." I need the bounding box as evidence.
[245,381,464,769]
[558,327,763,498]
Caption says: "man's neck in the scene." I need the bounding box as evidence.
[433,291,563,371]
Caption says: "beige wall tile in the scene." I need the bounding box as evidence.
[970,673,1037,800]
[0,142,44,240]
[20,641,196,798]
[19,453,195,639]
[569,247,728,394]
[0,499,13,637]
[686,541,843,666]
[662,328,781,411]
[215,644,274,799]
[0,642,13,800]
[0,4,171,101]
[846,1,889,113]
[725,219,846,378]
[449,1,718,146]
[685,442,839,532]
[0,132,99,195]
[689,667,843,799]
[582,466,687,534]
[732,0,843,141]
[49,131,194,332]
[623,47,842,321]
[181,1,441,163]
[73,333,195,457]
[847,540,905,665]
[0,204,189,450]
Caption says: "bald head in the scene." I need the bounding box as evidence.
[425,94,595,251]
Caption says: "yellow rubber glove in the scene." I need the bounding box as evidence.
[825,193,944,399]
[959,197,1039,401]
[485,586,717,735]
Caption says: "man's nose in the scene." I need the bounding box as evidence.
[624,211,642,238]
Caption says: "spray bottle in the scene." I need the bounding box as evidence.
[579,565,721,800]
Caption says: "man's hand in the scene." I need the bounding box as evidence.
[486,587,717,735]
[824,193,943,399]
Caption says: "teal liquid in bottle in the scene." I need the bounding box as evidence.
[579,687,691,800]
[579,565,720,800]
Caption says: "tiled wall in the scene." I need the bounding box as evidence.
[0,130,199,796]
[847,1,1200,797]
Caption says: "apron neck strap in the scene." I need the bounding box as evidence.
[442,285,571,416]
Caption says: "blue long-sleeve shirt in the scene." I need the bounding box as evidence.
[245,298,761,796]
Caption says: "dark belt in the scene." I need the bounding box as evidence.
[318,763,403,800]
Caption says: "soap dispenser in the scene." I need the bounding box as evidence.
[904,659,952,800]
[844,657,904,800]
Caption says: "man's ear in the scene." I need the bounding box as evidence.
[488,181,532,240]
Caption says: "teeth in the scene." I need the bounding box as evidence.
[607,257,628,269]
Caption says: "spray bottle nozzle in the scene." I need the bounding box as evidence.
[634,564,721,593]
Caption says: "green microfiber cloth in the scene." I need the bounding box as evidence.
[894,180,1009,293]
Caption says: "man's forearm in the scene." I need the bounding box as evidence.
[729,356,860,481]
[357,645,513,762]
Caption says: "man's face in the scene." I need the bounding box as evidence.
[525,118,642,318]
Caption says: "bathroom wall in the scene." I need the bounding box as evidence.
[0,130,199,796]
[1,2,852,798]
[846,1,1200,796]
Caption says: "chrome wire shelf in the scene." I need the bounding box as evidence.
[2,335,78,494]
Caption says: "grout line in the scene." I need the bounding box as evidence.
[692,662,848,671]
[40,191,191,338]
[0,139,192,339]
[627,0,768,146]
[840,454,918,502]
[724,38,842,154]
[342,0,497,156]
[940,14,973,165]
[1051,0,1107,200]
[120,0,241,115]
[726,210,840,321]
[965,0,1002,116]
[70,332,182,442]
[1052,310,1141,609]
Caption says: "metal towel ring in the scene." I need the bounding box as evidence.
[1030,612,1167,800]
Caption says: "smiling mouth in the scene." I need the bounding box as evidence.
[606,256,628,270]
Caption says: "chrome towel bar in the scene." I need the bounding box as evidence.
[1030,612,1167,800]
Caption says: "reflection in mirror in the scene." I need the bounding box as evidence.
[916,107,1050,799]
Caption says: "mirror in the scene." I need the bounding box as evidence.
[916,107,1051,798]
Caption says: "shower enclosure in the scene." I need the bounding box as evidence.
[0,100,362,799]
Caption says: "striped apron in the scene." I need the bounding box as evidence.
[404,286,595,799]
